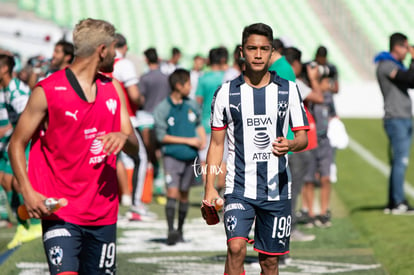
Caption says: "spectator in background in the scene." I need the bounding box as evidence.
[161,47,182,75]
[313,46,340,183]
[138,48,170,201]
[301,68,335,228]
[154,69,205,245]
[196,48,226,194]
[217,46,229,71]
[0,54,35,249]
[285,46,326,240]
[222,44,244,83]
[269,38,296,82]
[189,54,205,99]
[28,40,74,89]
[374,32,414,214]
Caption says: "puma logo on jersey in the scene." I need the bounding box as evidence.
[65,110,78,121]
[230,103,241,112]
[106,99,117,115]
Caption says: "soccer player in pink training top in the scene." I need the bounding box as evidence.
[8,18,138,275]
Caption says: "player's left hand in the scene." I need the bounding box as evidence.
[271,137,290,157]
[96,132,128,156]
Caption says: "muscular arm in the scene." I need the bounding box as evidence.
[8,86,50,218]
[204,129,226,203]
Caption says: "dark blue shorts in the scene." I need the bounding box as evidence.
[42,220,117,275]
[223,195,292,255]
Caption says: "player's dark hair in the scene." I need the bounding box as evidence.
[217,46,229,64]
[172,47,181,56]
[284,47,302,65]
[233,44,244,68]
[272,38,285,52]
[56,40,74,63]
[0,54,16,76]
[115,33,127,48]
[390,32,408,52]
[315,45,328,58]
[144,48,158,64]
[208,48,221,65]
[242,23,273,47]
[169,68,190,91]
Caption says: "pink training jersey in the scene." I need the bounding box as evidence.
[28,69,121,226]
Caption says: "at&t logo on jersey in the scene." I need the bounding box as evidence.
[89,138,107,164]
[48,246,63,266]
[106,99,117,115]
[90,139,103,155]
[254,131,270,149]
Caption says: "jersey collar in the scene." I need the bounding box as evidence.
[233,70,284,87]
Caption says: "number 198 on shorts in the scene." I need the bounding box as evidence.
[272,216,291,239]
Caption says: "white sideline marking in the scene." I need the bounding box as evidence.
[348,137,414,198]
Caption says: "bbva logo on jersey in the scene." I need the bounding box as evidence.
[106,99,117,115]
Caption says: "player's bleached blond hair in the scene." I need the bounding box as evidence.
[73,18,116,57]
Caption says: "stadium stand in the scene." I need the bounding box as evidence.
[1,0,358,81]
[2,0,414,82]
[343,0,414,52]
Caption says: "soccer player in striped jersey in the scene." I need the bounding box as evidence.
[204,23,309,275]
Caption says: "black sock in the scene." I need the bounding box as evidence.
[165,197,177,232]
[177,201,189,232]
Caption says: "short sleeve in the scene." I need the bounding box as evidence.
[153,100,170,142]
[113,59,139,87]
[210,85,228,131]
[296,79,312,100]
[288,82,309,131]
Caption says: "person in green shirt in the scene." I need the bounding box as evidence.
[269,38,296,82]
[154,69,206,245]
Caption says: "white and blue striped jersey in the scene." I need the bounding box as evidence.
[211,71,309,201]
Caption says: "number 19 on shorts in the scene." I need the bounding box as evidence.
[99,242,116,270]
[272,216,291,239]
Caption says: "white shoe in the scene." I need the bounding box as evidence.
[129,204,157,221]
[290,229,315,242]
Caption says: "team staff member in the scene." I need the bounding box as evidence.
[375,32,414,214]
[204,23,308,275]
[8,18,138,274]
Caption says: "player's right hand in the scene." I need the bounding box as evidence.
[22,188,49,219]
